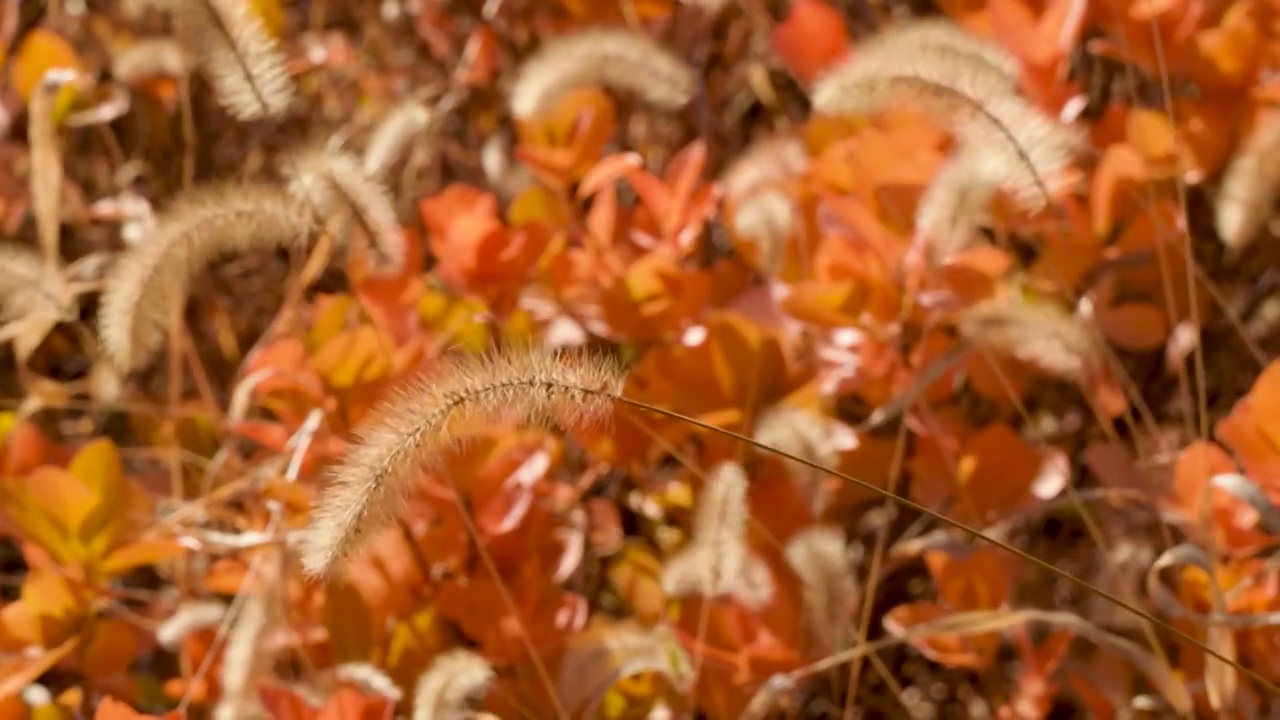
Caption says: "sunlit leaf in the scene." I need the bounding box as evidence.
[770,0,849,84]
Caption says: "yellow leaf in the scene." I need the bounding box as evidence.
[0,467,94,566]
[1,569,82,648]
[607,545,668,623]
[100,538,187,577]
[67,440,129,560]
[307,294,356,352]
[310,325,393,388]
[507,183,571,229]
[249,0,286,38]
[384,604,446,691]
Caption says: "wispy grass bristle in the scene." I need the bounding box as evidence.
[299,345,626,577]
[97,182,315,373]
[914,147,1002,259]
[785,525,858,653]
[1216,110,1280,257]
[362,101,434,179]
[411,648,495,720]
[509,26,697,120]
[661,461,775,609]
[721,135,808,273]
[957,295,1103,383]
[858,18,1020,87]
[753,405,838,515]
[0,242,76,327]
[329,662,404,702]
[173,0,296,120]
[284,145,406,270]
[812,38,1084,215]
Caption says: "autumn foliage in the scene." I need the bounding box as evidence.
[1,0,1280,718]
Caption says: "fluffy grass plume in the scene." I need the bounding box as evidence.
[1216,109,1280,257]
[753,404,838,514]
[97,182,315,373]
[811,39,1083,214]
[509,26,697,120]
[111,38,193,83]
[284,145,406,270]
[0,242,75,326]
[173,0,296,120]
[660,461,775,609]
[958,295,1103,383]
[914,147,1003,258]
[411,648,495,720]
[328,662,404,702]
[784,525,858,653]
[299,345,626,578]
[721,135,809,273]
[362,100,434,178]
[858,18,1019,87]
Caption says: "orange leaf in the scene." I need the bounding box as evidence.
[0,635,79,702]
[0,569,82,650]
[1216,360,1280,483]
[1096,301,1169,352]
[883,601,996,671]
[80,618,138,681]
[316,686,395,720]
[1089,144,1150,237]
[923,423,1047,524]
[770,0,849,84]
[93,697,183,720]
[607,545,668,624]
[925,546,1009,611]
[0,415,57,476]
[515,88,616,186]
[1170,440,1268,554]
[9,29,85,104]
[458,25,501,88]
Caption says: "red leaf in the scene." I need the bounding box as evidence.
[770,0,850,84]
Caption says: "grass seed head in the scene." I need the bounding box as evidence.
[174,0,296,120]
[509,26,697,120]
[96,182,315,373]
[299,345,625,578]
